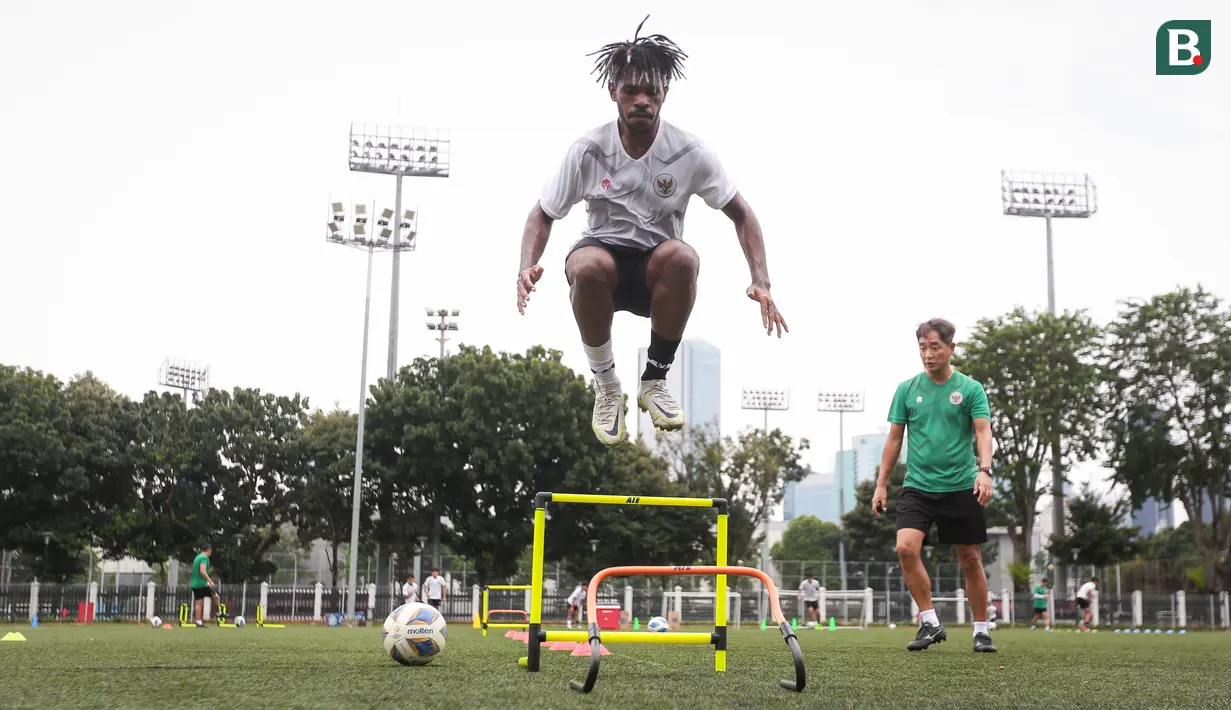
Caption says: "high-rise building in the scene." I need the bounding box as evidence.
[636,339,721,452]
[783,471,839,524]
[851,432,889,485]
[1132,497,1175,535]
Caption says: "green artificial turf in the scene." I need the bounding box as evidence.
[1,623,1229,709]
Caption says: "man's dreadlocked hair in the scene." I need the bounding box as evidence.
[587,14,687,89]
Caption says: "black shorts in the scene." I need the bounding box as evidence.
[895,486,988,545]
[1033,607,1048,615]
[428,598,442,609]
[804,601,819,611]
[1075,597,1090,610]
[564,238,665,318]
[191,586,213,600]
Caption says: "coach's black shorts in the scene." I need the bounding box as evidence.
[896,486,988,545]
[191,586,213,600]
[428,598,442,609]
[804,600,819,611]
[1075,597,1090,610]
[564,238,667,318]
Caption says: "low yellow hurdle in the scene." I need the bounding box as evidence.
[523,492,730,676]
[482,584,532,636]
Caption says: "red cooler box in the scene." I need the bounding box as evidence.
[595,605,622,630]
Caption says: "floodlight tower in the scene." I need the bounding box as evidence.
[1001,169,1098,597]
[158,358,210,405]
[326,199,420,625]
[424,307,460,571]
[425,308,461,361]
[740,387,790,623]
[348,124,451,382]
[817,391,865,593]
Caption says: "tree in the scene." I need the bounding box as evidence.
[1046,485,1139,568]
[1105,285,1231,589]
[111,387,310,580]
[662,426,811,566]
[0,367,139,580]
[293,408,374,587]
[770,515,840,564]
[953,308,1107,568]
[842,464,905,562]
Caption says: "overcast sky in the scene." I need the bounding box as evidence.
[2,1,1228,512]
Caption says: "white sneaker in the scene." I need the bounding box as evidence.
[591,381,627,446]
[637,379,685,431]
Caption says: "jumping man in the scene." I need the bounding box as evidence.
[872,319,998,653]
[516,15,787,445]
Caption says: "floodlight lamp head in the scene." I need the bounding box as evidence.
[377,208,393,227]
[817,390,865,412]
[354,204,368,224]
[740,387,790,410]
[331,202,346,221]
[1001,170,1097,219]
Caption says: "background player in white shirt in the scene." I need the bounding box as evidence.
[401,575,418,604]
[516,15,788,445]
[1075,576,1097,631]
[566,584,586,628]
[422,568,446,610]
[798,571,822,626]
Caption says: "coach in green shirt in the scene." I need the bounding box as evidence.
[190,543,216,626]
[872,318,996,654]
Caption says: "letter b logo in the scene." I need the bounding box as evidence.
[1157,20,1211,75]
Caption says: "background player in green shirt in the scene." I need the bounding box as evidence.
[1032,577,1051,630]
[872,318,996,653]
[189,543,217,626]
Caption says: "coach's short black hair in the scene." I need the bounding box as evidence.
[201,542,212,552]
[588,14,688,88]
[916,318,956,346]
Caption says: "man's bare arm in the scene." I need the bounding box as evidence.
[520,203,554,272]
[974,418,993,470]
[876,424,906,487]
[720,193,769,286]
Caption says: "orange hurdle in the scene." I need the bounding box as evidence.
[567,565,806,694]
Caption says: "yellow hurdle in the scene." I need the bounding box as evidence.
[254,604,285,629]
[523,492,730,677]
[544,630,712,644]
[482,584,532,637]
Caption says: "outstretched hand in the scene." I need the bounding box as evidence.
[517,265,544,315]
[747,282,788,337]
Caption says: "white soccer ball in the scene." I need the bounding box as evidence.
[150,616,163,628]
[888,623,897,630]
[647,616,669,633]
[382,602,448,666]
[988,621,997,632]
[234,616,245,627]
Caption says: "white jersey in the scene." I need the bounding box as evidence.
[423,576,446,601]
[567,587,585,606]
[539,119,737,252]
[1076,582,1097,601]
[401,582,418,602]
[799,579,821,602]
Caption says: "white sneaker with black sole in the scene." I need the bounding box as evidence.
[591,381,627,446]
[637,379,685,431]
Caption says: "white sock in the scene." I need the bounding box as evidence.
[973,621,988,636]
[583,339,620,388]
[919,608,939,627]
